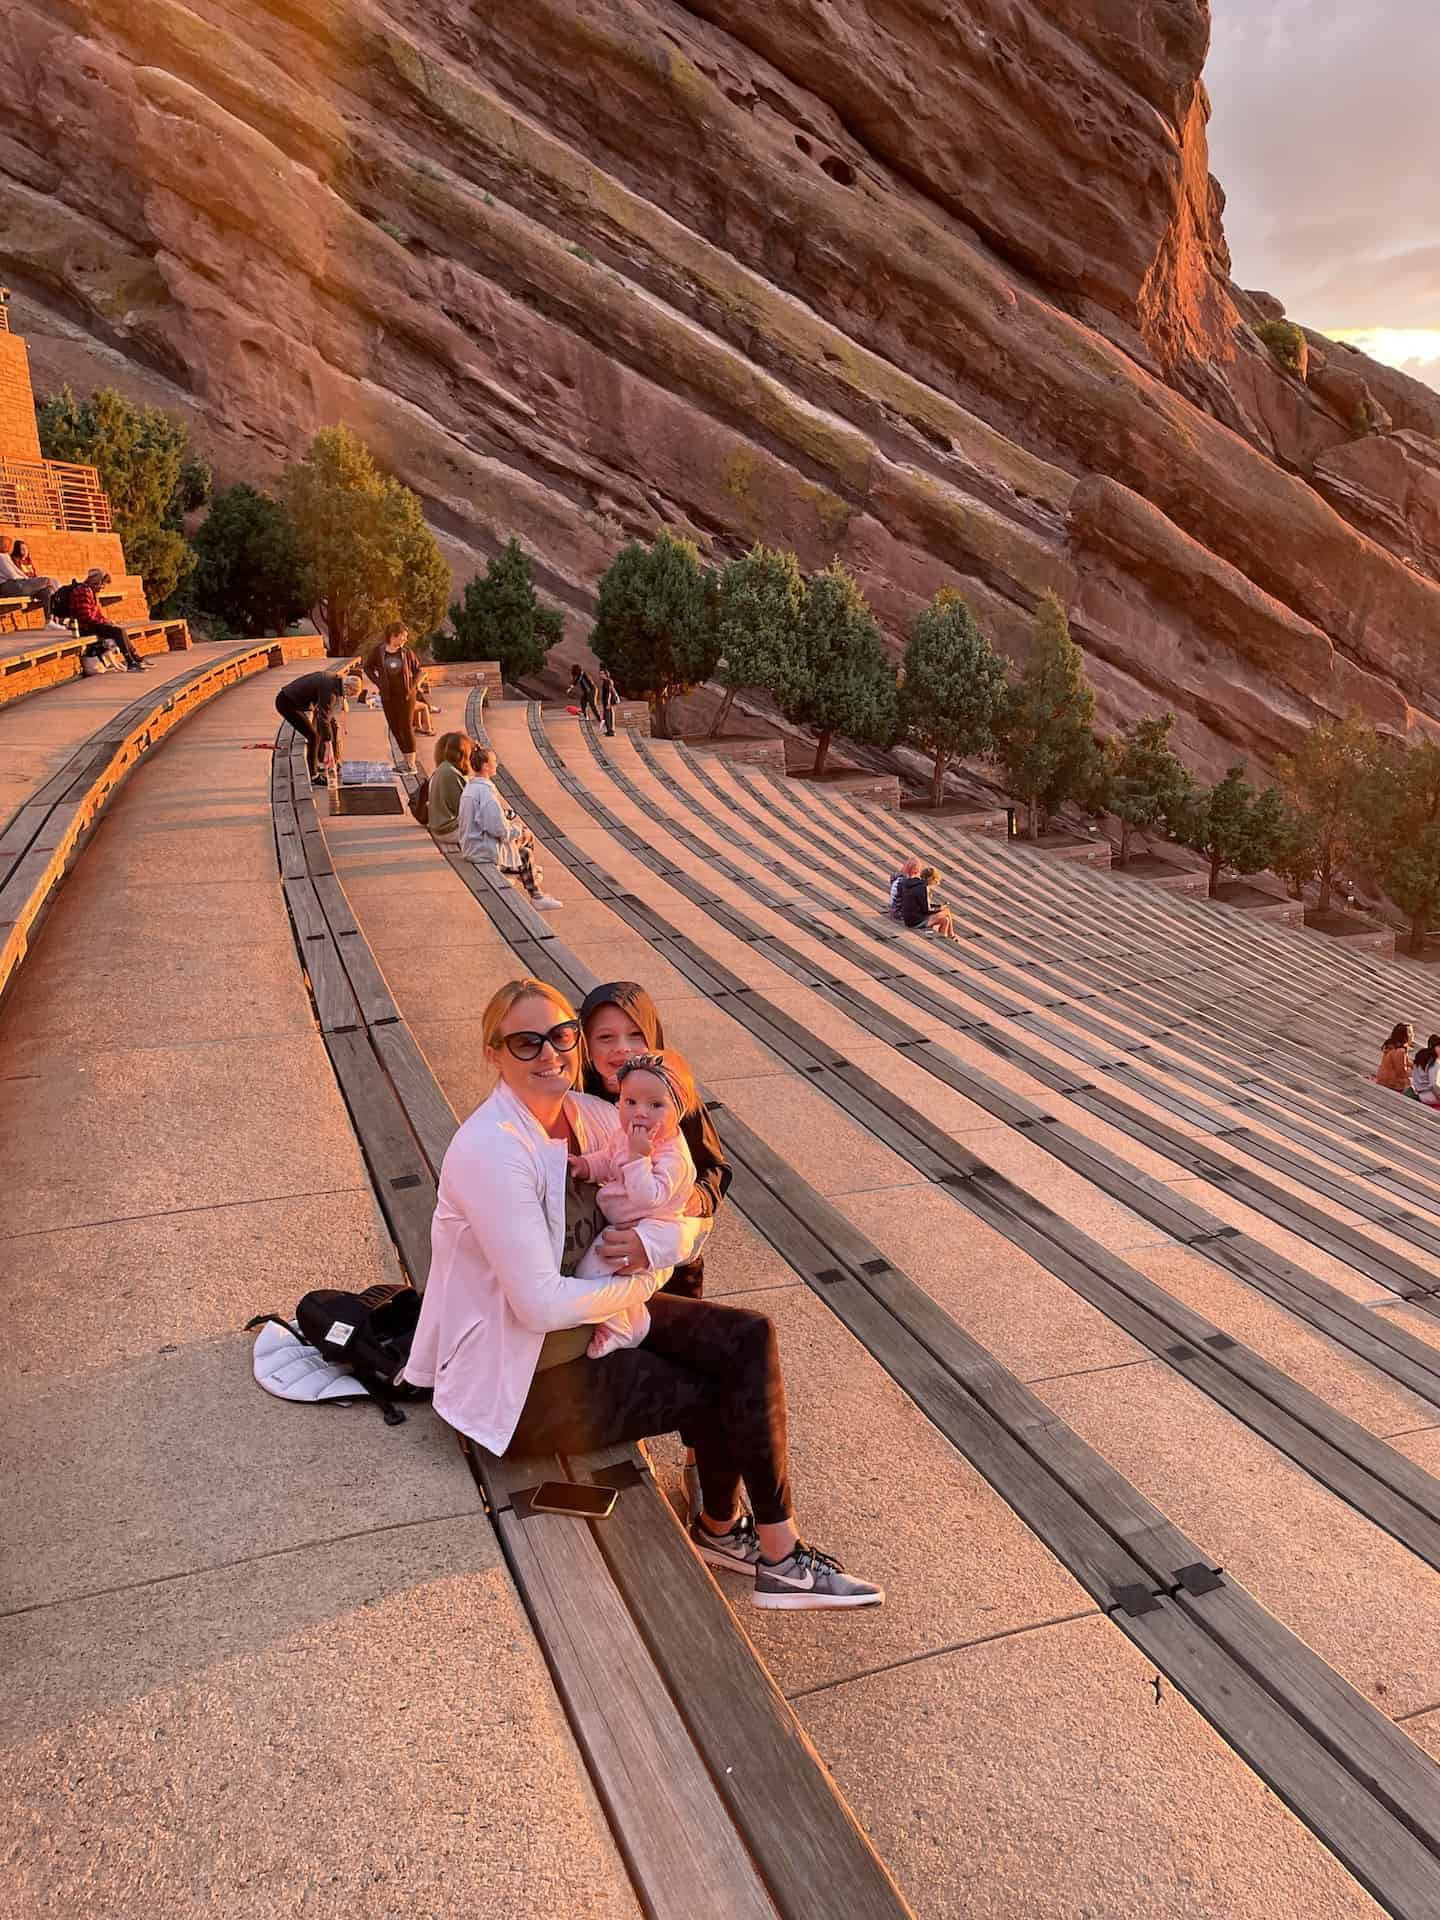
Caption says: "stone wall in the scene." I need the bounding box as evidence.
[0,333,41,461]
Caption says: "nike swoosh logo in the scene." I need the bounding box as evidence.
[771,1567,816,1589]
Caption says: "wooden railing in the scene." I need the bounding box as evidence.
[0,458,112,533]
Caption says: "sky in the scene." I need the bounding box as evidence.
[1205,1,1439,389]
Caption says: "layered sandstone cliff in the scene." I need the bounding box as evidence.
[5,0,1437,773]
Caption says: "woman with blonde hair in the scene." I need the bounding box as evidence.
[404,977,882,1611]
[427,731,473,849]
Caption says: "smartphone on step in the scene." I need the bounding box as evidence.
[529,1481,618,1519]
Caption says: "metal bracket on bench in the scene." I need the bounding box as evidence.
[1108,1584,1162,1619]
[1171,1563,1224,1598]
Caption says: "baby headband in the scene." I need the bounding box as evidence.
[615,1051,685,1113]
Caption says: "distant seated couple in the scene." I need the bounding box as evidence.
[427,732,562,911]
[0,548,146,670]
[888,856,962,942]
[402,973,882,1610]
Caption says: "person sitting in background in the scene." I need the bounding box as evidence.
[896,863,961,942]
[0,535,58,624]
[1375,1023,1414,1092]
[458,746,563,909]
[62,570,144,670]
[427,731,473,850]
[1410,1035,1440,1108]
[275,666,363,783]
[888,857,922,919]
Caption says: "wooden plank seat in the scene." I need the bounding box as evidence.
[0,636,321,1006]
[272,732,911,1920]
[437,694,1440,1911]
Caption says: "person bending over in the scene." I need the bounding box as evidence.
[567,662,601,722]
[570,1049,700,1357]
[896,863,961,942]
[1375,1022,1414,1093]
[402,977,882,1609]
[275,667,362,782]
[457,746,562,909]
[888,856,922,919]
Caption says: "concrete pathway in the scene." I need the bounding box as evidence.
[0,671,639,1919]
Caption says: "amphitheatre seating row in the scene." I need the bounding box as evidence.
[0,635,321,1004]
[528,707,1440,1557]
[272,729,911,1920]
[0,605,191,709]
[628,732,1440,1375]
[458,691,1440,1911]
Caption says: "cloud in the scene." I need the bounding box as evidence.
[1205,1,1437,331]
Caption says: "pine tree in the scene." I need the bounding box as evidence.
[996,592,1099,839]
[776,561,898,774]
[1356,739,1440,953]
[1274,713,1376,913]
[710,544,804,737]
[590,529,719,738]
[899,590,1010,807]
[191,484,312,638]
[1174,765,1290,897]
[441,537,562,679]
[283,425,448,654]
[1099,713,1194,865]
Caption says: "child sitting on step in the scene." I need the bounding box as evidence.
[569,1049,699,1357]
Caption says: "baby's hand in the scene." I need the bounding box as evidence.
[627,1118,656,1157]
[569,1152,593,1182]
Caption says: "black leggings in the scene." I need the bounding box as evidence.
[276,697,335,778]
[508,1294,792,1524]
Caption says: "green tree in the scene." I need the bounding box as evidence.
[709,543,804,737]
[774,561,898,775]
[1099,712,1194,865]
[1274,713,1375,914]
[440,537,562,679]
[38,385,204,607]
[1174,765,1290,897]
[1356,740,1440,953]
[589,529,719,737]
[899,589,1010,807]
[996,592,1100,839]
[282,424,448,656]
[1269,808,1323,902]
[191,484,312,638]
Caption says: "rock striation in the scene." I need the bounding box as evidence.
[5,0,1438,774]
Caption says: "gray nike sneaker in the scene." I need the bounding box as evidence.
[689,1512,762,1578]
[753,1541,884,1610]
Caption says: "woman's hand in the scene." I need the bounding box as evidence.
[569,1152,593,1183]
[599,1226,647,1273]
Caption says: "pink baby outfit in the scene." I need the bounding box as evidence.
[575,1127,697,1356]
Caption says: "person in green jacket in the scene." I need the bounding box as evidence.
[427,732,473,848]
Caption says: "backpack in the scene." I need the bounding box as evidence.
[247,1282,428,1426]
[51,581,80,624]
[408,774,430,827]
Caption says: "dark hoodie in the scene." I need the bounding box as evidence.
[579,981,732,1218]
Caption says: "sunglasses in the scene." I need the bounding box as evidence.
[500,1020,581,1061]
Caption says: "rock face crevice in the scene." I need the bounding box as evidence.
[6,0,1437,775]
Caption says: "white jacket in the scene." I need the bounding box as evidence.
[403,1081,708,1452]
[458,775,518,868]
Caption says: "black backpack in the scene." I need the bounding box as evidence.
[408,774,430,827]
[51,580,80,624]
[247,1282,428,1426]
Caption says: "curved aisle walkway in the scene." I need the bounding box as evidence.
[328,698,1387,1920]
[0,640,262,826]
[0,670,640,1920]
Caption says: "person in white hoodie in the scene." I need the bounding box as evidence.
[1410,1034,1440,1109]
[456,747,562,909]
[403,976,883,1612]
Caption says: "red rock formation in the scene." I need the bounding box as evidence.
[3,0,1436,773]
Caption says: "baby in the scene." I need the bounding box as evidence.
[570,1049,698,1358]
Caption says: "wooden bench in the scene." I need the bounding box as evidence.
[0,637,322,1006]
[436,696,1440,1911]
[271,728,913,1920]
